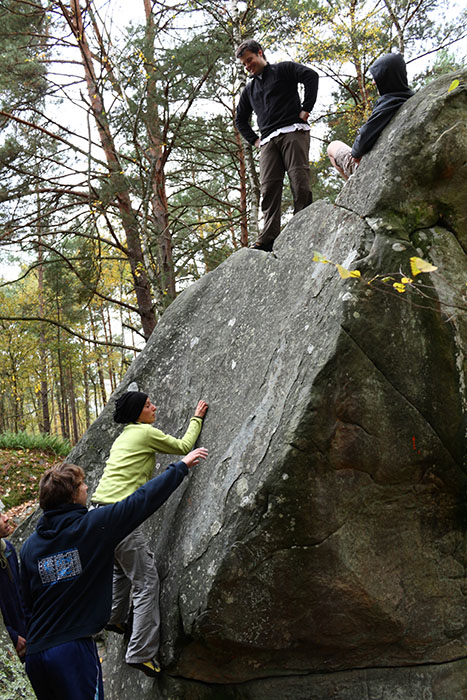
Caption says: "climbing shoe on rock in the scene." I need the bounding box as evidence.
[128,658,161,677]
[249,240,274,252]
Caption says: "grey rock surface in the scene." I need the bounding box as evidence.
[11,69,467,699]
[103,656,467,700]
[0,619,35,700]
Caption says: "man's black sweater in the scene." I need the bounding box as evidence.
[235,61,319,145]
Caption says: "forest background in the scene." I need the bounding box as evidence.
[0,0,465,450]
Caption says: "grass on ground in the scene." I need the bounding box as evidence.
[0,430,70,455]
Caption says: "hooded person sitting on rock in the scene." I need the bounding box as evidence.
[91,391,208,677]
[327,53,414,180]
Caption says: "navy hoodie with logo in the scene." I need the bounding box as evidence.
[20,461,188,654]
[351,53,414,159]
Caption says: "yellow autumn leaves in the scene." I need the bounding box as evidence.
[312,252,438,293]
[312,251,361,279]
[392,257,438,292]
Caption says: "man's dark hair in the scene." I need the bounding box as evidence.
[39,463,85,511]
[236,39,265,60]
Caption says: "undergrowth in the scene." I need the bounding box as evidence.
[0,431,70,456]
[0,433,70,509]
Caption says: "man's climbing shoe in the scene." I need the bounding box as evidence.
[105,622,126,635]
[249,240,274,252]
[128,658,161,676]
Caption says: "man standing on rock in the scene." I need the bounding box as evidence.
[91,391,208,677]
[235,39,319,252]
[21,450,207,699]
[327,53,414,179]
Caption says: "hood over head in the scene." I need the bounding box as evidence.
[36,503,87,539]
[370,53,413,95]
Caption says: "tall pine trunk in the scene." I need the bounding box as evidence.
[37,235,51,434]
[62,1,157,340]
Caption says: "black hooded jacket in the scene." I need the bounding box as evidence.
[351,53,414,158]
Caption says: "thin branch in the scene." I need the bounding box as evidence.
[0,315,139,351]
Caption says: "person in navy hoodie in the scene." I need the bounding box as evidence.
[327,53,414,179]
[20,447,208,700]
[0,505,27,660]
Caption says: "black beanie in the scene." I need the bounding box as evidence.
[114,391,148,424]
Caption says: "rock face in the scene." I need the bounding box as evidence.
[0,619,35,700]
[12,70,467,699]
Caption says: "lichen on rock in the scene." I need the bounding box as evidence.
[0,620,35,700]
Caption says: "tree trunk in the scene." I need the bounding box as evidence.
[231,0,260,240]
[233,117,249,247]
[8,350,20,433]
[350,0,373,119]
[382,0,405,53]
[101,306,116,393]
[37,237,51,433]
[142,0,176,305]
[63,0,157,340]
[67,362,79,444]
[92,379,99,419]
[56,341,70,440]
[90,313,107,407]
[82,343,91,431]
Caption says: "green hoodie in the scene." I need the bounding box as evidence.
[92,417,202,504]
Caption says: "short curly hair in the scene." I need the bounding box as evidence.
[39,462,85,511]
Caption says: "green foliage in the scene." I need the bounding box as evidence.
[0,246,135,442]
[0,431,70,455]
[412,49,465,88]
[0,0,48,110]
[0,434,69,508]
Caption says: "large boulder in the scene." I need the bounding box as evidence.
[12,69,467,699]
